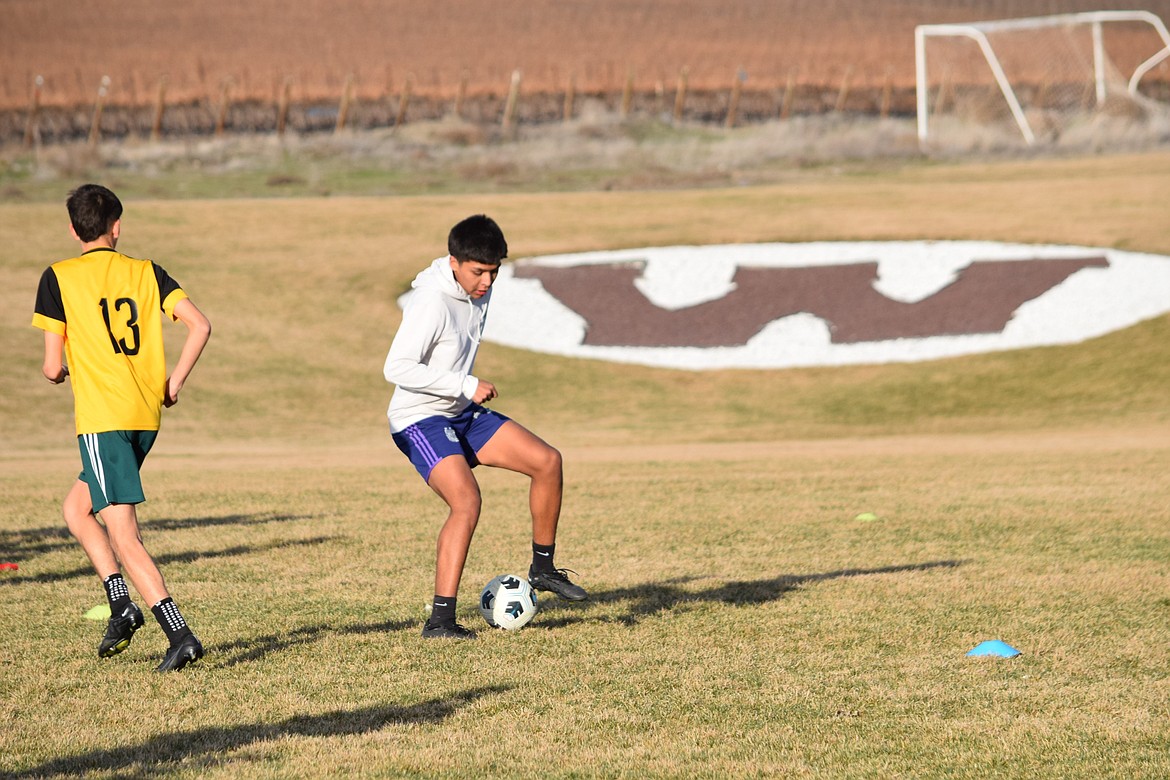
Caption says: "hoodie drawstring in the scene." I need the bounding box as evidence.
[467,296,488,344]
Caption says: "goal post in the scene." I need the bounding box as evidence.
[916,11,1170,145]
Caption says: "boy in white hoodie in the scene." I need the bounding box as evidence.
[384,215,587,639]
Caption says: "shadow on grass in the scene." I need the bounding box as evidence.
[212,618,420,667]
[143,512,316,532]
[0,529,73,562]
[0,536,342,586]
[537,560,966,628]
[8,685,510,778]
[204,562,967,661]
[0,512,314,566]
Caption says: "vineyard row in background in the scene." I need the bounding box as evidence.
[3,66,926,147]
[6,66,1170,148]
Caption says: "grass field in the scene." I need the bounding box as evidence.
[2,150,1169,777]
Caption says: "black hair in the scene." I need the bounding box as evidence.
[67,184,123,242]
[448,214,508,265]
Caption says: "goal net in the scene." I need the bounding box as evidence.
[916,11,1170,147]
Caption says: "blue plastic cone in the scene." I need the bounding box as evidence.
[966,639,1021,658]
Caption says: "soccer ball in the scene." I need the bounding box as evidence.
[479,574,538,630]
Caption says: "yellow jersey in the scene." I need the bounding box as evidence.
[32,248,188,435]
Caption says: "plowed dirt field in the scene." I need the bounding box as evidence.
[3,0,1169,110]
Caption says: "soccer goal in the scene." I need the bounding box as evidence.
[916,11,1170,146]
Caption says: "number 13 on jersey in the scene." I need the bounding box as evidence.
[100,297,140,355]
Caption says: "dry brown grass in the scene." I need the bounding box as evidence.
[5,150,1170,451]
[2,151,1170,777]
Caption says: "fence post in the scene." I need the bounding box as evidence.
[1080,79,1097,111]
[335,73,354,133]
[454,69,469,118]
[150,77,167,142]
[779,71,796,120]
[88,75,110,148]
[934,72,952,115]
[1035,78,1052,112]
[276,77,292,136]
[673,66,689,124]
[23,75,43,148]
[880,67,893,119]
[834,65,853,113]
[128,71,139,108]
[393,73,413,131]
[620,69,634,119]
[501,69,521,131]
[214,79,231,137]
[563,72,576,123]
[725,68,746,128]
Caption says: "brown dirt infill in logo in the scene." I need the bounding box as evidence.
[514,256,1108,347]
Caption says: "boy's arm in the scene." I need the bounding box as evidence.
[383,294,478,399]
[41,330,68,384]
[165,298,211,407]
[34,266,67,383]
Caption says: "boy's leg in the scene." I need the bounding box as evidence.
[63,479,119,579]
[474,421,562,545]
[64,479,145,657]
[425,454,483,599]
[420,454,482,638]
[77,431,202,669]
[99,502,169,607]
[392,416,485,638]
[476,421,586,601]
[102,503,203,670]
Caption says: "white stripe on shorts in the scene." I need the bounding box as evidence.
[83,433,110,503]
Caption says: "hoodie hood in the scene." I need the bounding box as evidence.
[412,256,470,301]
[405,255,491,347]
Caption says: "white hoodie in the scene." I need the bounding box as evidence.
[384,256,490,432]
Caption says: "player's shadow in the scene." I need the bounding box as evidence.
[0,536,342,586]
[0,525,73,562]
[142,512,315,531]
[211,618,420,668]
[0,512,314,567]
[536,560,965,628]
[8,685,510,778]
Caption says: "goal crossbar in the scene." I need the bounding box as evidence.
[916,10,1170,145]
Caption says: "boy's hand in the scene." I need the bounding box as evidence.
[473,380,498,404]
[164,376,180,407]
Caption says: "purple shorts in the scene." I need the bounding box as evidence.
[392,403,511,482]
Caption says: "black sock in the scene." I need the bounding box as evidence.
[429,595,457,626]
[151,597,193,645]
[103,573,131,613]
[532,542,556,573]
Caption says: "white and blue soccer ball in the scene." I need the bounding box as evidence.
[479,574,538,630]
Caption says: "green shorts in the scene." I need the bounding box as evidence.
[77,430,158,512]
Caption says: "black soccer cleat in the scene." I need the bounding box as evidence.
[421,620,478,640]
[528,567,588,602]
[156,634,204,672]
[98,602,145,658]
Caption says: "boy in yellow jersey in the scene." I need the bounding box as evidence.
[32,184,212,672]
